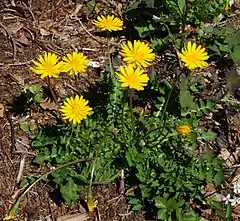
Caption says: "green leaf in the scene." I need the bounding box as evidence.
[214,170,224,186]
[88,0,95,13]
[157,208,168,220]
[198,129,216,141]
[226,203,232,218]
[176,207,183,220]
[60,178,79,204]
[132,204,142,211]
[167,198,178,212]
[19,121,30,132]
[231,45,240,64]
[178,0,186,15]
[155,197,167,209]
[180,90,197,110]
[129,198,139,205]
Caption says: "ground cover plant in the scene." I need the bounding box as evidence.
[1,0,240,220]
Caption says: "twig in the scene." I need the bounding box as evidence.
[5,157,95,219]
[14,150,36,156]
[5,112,16,153]
[81,48,99,52]
[95,207,101,221]
[0,21,17,61]
[118,211,133,217]
[221,99,240,105]
[0,60,31,67]
[75,17,103,45]
[16,154,26,183]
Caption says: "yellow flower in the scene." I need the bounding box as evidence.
[93,15,123,32]
[60,95,92,124]
[177,41,209,70]
[120,40,155,68]
[62,52,88,76]
[176,125,192,136]
[116,64,149,90]
[30,52,63,79]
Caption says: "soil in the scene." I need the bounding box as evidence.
[0,0,147,220]
[0,1,239,221]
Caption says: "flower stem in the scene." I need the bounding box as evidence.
[47,77,58,106]
[121,90,127,142]
[129,89,135,129]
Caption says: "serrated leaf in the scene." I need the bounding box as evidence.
[167,198,178,212]
[155,197,167,209]
[60,178,79,204]
[180,89,197,110]
[176,208,183,220]
[132,204,142,211]
[129,198,139,205]
[157,208,168,220]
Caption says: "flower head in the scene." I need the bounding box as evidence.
[176,125,192,136]
[62,52,88,76]
[223,194,240,207]
[30,52,63,79]
[116,64,149,90]
[120,40,155,68]
[93,15,123,32]
[60,95,92,124]
[177,41,209,70]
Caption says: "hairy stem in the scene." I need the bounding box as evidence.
[129,89,135,129]
[47,77,58,106]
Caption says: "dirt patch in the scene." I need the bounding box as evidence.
[0,0,145,220]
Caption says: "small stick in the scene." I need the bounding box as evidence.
[0,60,31,67]
[16,154,26,183]
[75,17,103,45]
[0,21,17,61]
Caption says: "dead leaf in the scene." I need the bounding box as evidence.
[0,103,4,118]
[40,99,58,111]
[39,19,54,30]
[57,213,89,221]
[16,32,29,46]
[7,22,23,34]
[201,209,212,216]
[39,28,52,36]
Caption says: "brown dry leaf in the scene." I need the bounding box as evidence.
[57,213,89,221]
[233,205,240,215]
[0,103,4,118]
[39,28,52,36]
[1,64,10,72]
[204,183,215,193]
[201,209,212,216]
[16,32,29,46]
[40,99,58,111]
[39,19,54,30]
[7,22,23,34]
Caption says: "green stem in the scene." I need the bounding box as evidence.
[48,77,58,106]
[160,86,174,122]
[107,32,114,75]
[129,89,135,129]
[121,90,128,142]
[74,75,80,93]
